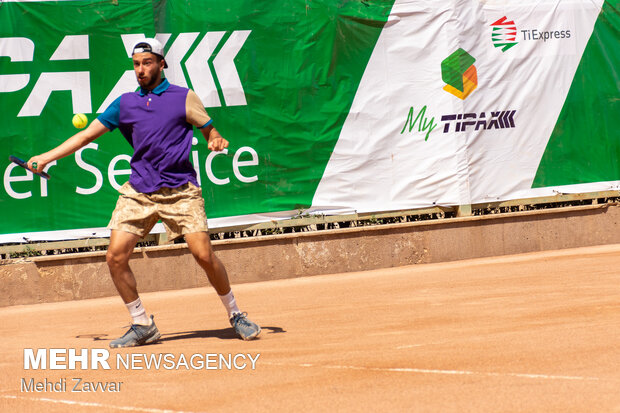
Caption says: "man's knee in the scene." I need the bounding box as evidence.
[185,232,217,266]
[106,248,131,270]
[107,230,139,272]
[193,248,215,267]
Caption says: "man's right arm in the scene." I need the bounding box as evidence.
[27,119,109,174]
[27,95,121,173]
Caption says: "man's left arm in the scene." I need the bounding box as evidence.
[186,89,229,152]
[200,124,228,152]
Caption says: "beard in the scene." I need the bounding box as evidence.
[137,69,160,90]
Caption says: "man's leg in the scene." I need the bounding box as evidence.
[106,229,141,302]
[185,232,261,340]
[184,231,231,295]
[106,229,161,348]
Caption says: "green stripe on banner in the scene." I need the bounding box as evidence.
[533,0,620,187]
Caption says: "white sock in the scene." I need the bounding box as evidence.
[219,290,241,319]
[126,297,151,326]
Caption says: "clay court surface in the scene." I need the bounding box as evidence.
[0,244,619,412]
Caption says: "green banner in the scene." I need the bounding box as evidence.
[0,0,394,238]
[3,1,617,243]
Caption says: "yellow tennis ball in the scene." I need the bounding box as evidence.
[72,113,88,129]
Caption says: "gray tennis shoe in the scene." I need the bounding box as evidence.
[230,312,261,340]
[109,315,161,348]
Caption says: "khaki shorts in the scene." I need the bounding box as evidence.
[108,182,208,240]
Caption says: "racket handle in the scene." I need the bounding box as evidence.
[9,155,51,179]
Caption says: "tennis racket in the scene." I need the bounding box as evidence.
[9,155,51,179]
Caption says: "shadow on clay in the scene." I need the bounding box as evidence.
[76,326,286,344]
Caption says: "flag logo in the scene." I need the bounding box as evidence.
[491,16,518,52]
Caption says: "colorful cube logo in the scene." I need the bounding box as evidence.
[441,48,478,100]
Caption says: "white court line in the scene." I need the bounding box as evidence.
[396,341,453,349]
[261,362,600,382]
[396,344,436,349]
[0,395,200,413]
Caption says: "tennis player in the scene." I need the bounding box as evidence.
[27,38,260,347]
